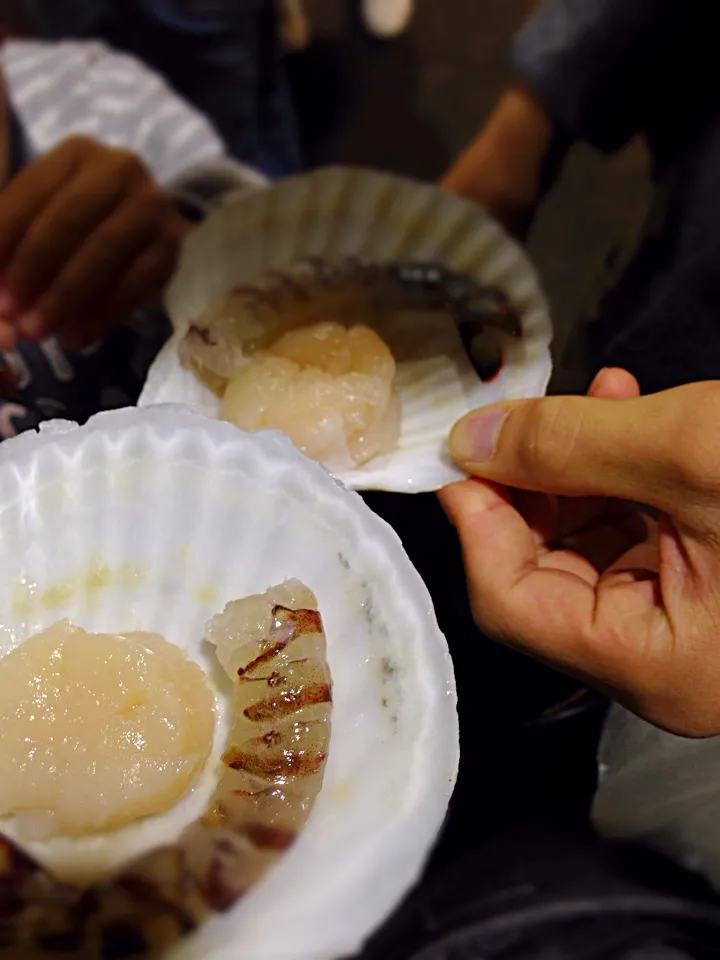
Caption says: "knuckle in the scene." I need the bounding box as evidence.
[514,399,581,480]
[668,385,720,493]
[110,147,149,182]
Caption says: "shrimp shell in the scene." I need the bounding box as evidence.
[0,582,331,959]
[179,257,522,389]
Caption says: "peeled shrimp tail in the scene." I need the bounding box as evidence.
[181,257,521,388]
[257,257,523,337]
[366,261,523,337]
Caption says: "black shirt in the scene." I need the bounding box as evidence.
[515,0,720,394]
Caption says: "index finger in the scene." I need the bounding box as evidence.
[0,141,86,279]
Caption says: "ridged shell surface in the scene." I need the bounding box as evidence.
[0,405,458,959]
[140,166,553,492]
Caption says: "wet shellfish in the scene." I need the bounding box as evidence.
[180,257,520,474]
[140,166,553,492]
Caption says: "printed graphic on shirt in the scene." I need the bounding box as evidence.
[0,309,171,440]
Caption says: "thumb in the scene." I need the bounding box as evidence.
[449,383,720,513]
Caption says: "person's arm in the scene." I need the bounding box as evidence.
[440,83,557,237]
[442,0,676,233]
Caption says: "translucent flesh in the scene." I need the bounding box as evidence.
[0,622,215,840]
[220,322,400,470]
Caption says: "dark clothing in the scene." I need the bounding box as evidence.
[362,820,720,960]
[26,0,301,177]
[515,0,720,394]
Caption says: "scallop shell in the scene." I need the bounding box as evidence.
[140,166,553,493]
[0,405,458,959]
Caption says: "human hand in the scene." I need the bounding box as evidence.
[440,370,720,738]
[0,136,191,352]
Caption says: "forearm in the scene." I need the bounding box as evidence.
[442,0,678,234]
[440,83,556,235]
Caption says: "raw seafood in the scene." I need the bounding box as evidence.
[0,580,331,958]
[180,258,521,386]
[179,257,521,471]
[0,622,214,841]
[220,322,401,470]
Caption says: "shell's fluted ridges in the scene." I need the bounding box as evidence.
[0,406,458,960]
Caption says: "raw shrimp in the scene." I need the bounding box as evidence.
[179,258,522,472]
[0,581,331,959]
[220,322,401,471]
[180,257,522,387]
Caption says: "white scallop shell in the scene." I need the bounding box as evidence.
[140,166,553,493]
[0,405,458,960]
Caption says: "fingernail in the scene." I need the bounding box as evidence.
[17,311,46,339]
[452,407,508,463]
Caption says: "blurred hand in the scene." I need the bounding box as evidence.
[0,136,191,352]
[440,370,720,738]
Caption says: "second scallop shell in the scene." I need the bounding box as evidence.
[140,166,553,492]
[0,405,457,959]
